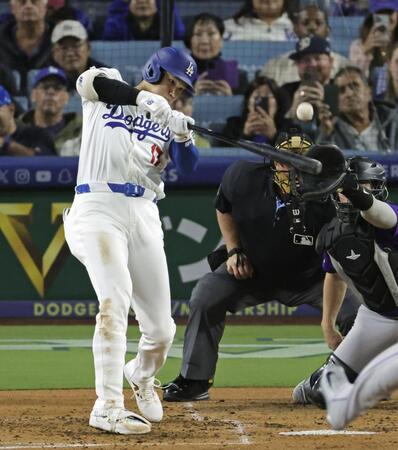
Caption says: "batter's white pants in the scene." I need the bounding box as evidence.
[342,341,398,425]
[64,193,176,411]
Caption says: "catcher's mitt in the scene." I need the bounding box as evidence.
[291,144,347,201]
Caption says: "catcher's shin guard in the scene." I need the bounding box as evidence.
[292,354,358,409]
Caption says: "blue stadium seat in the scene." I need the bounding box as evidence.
[0,2,9,15]
[64,95,82,114]
[90,40,288,83]
[222,40,293,66]
[329,16,363,40]
[192,95,244,126]
[14,96,29,112]
[91,41,161,80]
[12,70,21,93]
[177,0,241,21]
[27,69,39,93]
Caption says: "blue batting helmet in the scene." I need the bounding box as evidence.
[142,46,197,94]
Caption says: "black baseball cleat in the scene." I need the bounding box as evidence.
[162,374,213,402]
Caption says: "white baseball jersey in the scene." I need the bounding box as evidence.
[77,67,174,199]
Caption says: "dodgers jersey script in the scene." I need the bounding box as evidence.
[77,67,172,199]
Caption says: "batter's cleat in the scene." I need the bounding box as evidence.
[89,408,151,435]
[320,365,353,430]
[162,374,212,402]
[124,360,163,422]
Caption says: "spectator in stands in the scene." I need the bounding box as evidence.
[49,20,107,91]
[173,95,210,148]
[47,0,92,35]
[349,1,398,76]
[0,0,52,94]
[20,66,82,156]
[281,36,335,121]
[372,41,398,102]
[0,85,55,156]
[222,75,290,145]
[384,41,398,103]
[331,0,367,16]
[317,66,398,151]
[0,62,25,116]
[102,0,185,41]
[261,3,350,86]
[184,13,248,96]
[0,63,18,96]
[224,0,293,41]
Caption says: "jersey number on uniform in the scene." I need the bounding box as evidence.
[150,144,164,166]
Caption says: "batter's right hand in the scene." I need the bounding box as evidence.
[227,253,254,280]
[136,90,172,127]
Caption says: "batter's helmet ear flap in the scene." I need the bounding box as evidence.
[142,52,162,83]
[295,144,347,201]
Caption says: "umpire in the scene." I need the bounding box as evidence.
[163,131,360,402]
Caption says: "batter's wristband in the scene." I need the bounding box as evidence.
[227,247,244,258]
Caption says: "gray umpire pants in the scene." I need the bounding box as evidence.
[181,264,360,380]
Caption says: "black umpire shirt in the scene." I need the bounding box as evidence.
[215,160,336,289]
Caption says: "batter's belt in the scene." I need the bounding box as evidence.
[75,182,158,202]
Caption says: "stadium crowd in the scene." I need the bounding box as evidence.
[1,0,398,156]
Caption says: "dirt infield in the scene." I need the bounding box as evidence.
[2,388,398,450]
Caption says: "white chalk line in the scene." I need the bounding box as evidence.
[184,401,205,422]
[280,430,377,436]
[0,443,251,450]
[183,402,251,445]
[224,420,251,445]
[0,445,107,450]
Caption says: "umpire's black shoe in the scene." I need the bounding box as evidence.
[162,374,213,402]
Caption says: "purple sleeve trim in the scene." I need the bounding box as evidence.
[322,252,336,273]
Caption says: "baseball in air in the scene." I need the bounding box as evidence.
[296,102,314,121]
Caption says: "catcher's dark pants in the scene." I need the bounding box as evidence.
[181,264,360,380]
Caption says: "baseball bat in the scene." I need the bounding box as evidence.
[188,123,322,175]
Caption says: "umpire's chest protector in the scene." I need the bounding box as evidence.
[316,218,398,315]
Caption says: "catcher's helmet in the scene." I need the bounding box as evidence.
[334,156,387,223]
[348,156,387,200]
[142,46,197,94]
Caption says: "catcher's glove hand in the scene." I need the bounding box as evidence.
[296,144,347,201]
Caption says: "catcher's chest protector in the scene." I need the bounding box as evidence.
[318,218,398,315]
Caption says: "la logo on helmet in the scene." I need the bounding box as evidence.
[185,62,194,77]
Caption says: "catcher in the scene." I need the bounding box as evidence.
[162,130,361,402]
[293,156,398,414]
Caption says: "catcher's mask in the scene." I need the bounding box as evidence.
[291,144,347,201]
[273,132,313,196]
[333,156,387,224]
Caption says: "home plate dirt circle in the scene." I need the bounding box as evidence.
[1,388,397,450]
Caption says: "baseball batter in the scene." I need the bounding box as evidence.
[63,47,198,435]
[293,157,398,410]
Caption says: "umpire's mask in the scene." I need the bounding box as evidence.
[273,132,313,196]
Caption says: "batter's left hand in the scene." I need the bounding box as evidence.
[168,111,195,137]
